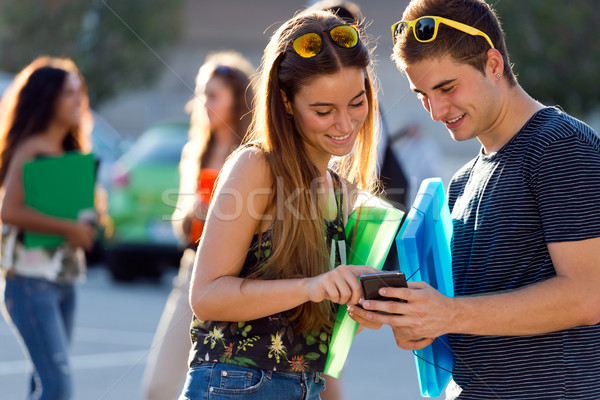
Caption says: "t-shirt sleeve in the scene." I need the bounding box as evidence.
[531,133,600,244]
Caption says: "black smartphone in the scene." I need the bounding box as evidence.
[359,271,408,314]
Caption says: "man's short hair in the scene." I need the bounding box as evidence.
[393,0,517,86]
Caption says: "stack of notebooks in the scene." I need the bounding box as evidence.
[324,178,453,398]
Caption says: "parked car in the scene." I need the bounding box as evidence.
[85,112,128,265]
[103,121,189,281]
[91,112,130,190]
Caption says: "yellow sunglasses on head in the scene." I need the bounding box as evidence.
[391,16,495,49]
[288,24,360,58]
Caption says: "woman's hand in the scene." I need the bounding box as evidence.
[349,303,384,331]
[303,264,378,305]
[64,221,96,251]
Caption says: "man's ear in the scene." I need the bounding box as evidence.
[486,48,505,79]
[280,89,294,115]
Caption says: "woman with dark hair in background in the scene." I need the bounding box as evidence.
[180,10,382,400]
[0,57,95,400]
[143,51,255,400]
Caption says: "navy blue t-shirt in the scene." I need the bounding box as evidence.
[447,107,600,399]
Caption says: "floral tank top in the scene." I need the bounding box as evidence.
[189,169,347,373]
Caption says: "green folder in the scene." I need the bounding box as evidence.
[22,151,96,249]
[323,197,404,377]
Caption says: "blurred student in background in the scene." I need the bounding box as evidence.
[142,51,255,400]
[0,57,95,400]
[389,123,443,207]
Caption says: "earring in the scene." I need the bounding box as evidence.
[286,113,293,119]
[496,73,501,79]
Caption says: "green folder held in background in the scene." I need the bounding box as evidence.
[324,196,404,377]
[22,151,96,249]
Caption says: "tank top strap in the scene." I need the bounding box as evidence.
[327,168,345,224]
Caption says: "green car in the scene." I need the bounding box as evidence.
[104,121,189,281]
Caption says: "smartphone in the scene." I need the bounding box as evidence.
[359,271,407,314]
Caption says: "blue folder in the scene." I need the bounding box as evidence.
[395,178,454,397]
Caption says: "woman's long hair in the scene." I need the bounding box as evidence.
[0,56,92,186]
[186,51,255,176]
[244,10,379,333]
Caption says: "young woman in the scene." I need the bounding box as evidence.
[181,10,381,400]
[0,57,95,400]
[143,51,255,400]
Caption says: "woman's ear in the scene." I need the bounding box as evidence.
[280,89,294,116]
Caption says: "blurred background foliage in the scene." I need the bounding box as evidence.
[0,1,598,117]
[495,0,600,117]
[0,0,184,107]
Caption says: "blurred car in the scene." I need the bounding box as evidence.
[91,111,131,190]
[103,121,189,281]
[85,112,128,265]
[86,111,128,266]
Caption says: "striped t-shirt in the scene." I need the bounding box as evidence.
[447,107,600,399]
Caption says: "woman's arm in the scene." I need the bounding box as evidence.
[0,144,95,250]
[190,148,375,322]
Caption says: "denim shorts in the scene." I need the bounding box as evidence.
[179,362,326,400]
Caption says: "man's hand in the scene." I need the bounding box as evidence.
[350,237,600,347]
[347,281,455,350]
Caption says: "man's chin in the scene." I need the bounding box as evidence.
[447,128,476,142]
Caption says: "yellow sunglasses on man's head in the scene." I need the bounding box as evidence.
[391,16,495,49]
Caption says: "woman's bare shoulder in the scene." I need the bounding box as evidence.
[7,137,49,169]
[222,145,272,189]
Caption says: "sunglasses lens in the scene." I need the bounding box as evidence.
[330,25,359,48]
[293,33,322,58]
[396,22,409,36]
[415,18,436,41]
[393,22,409,44]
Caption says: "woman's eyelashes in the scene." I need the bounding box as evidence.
[441,85,455,94]
[351,99,365,108]
[315,100,365,117]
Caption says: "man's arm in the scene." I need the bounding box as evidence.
[348,237,600,349]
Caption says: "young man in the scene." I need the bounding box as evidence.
[348,0,600,399]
